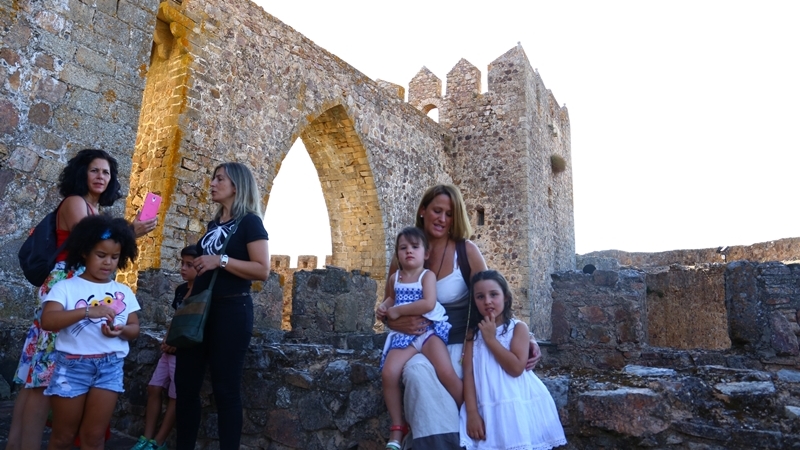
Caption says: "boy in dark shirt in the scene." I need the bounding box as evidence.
[131,245,198,450]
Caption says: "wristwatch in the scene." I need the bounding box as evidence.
[220,254,229,268]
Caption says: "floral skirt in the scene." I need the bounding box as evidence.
[13,262,83,388]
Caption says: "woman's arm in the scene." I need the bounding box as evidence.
[481,320,529,377]
[102,311,140,340]
[193,239,270,281]
[463,338,485,440]
[58,196,91,231]
[387,270,437,319]
[41,300,116,331]
[464,240,488,274]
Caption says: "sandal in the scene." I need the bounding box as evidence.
[386,424,410,450]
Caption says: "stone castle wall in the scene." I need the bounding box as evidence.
[408,47,575,338]
[0,0,160,316]
[1,0,575,334]
[549,261,800,367]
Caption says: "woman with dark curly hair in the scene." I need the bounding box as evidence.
[6,149,157,450]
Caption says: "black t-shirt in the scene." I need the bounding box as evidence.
[172,282,190,310]
[191,213,269,299]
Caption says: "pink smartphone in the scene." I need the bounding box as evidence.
[140,192,162,221]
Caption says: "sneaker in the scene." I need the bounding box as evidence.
[150,441,168,450]
[130,436,151,450]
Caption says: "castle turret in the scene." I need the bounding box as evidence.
[408,67,443,115]
[441,45,574,338]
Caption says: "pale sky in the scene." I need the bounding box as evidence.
[259,0,799,265]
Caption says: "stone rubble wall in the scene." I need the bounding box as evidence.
[541,260,800,448]
[578,236,800,270]
[3,262,800,448]
[549,261,800,367]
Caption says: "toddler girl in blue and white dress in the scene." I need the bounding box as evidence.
[377,226,463,450]
[460,270,566,450]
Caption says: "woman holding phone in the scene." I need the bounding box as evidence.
[6,149,157,450]
[175,162,270,450]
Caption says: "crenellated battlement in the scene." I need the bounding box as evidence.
[406,44,575,337]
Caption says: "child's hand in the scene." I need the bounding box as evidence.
[87,305,116,323]
[466,412,486,440]
[101,322,124,338]
[160,342,177,354]
[477,313,497,340]
[387,306,402,321]
[376,302,389,321]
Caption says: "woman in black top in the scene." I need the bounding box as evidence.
[175,162,270,450]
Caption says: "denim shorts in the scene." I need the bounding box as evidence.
[44,352,124,398]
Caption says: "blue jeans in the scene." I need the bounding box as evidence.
[175,295,253,450]
[44,352,124,397]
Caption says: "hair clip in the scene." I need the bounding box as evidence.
[101,229,112,240]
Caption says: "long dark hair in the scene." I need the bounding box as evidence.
[394,226,428,270]
[65,215,138,271]
[59,149,122,206]
[468,270,515,339]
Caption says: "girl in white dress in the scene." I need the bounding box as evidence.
[460,270,566,450]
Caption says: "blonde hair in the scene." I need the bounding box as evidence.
[213,162,262,220]
[415,184,472,240]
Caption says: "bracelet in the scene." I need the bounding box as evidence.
[84,305,89,320]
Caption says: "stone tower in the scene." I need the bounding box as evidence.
[410,45,575,338]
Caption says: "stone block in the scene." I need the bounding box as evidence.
[769,310,799,356]
[33,76,68,103]
[35,30,77,61]
[33,157,65,182]
[577,387,669,437]
[92,11,130,44]
[60,63,101,92]
[65,0,95,23]
[7,147,38,172]
[726,261,767,348]
[0,99,19,135]
[251,271,283,329]
[94,0,120,16]
[67,87,103,115]
[291,267,376,340]
[75,45,116,75]
[118,0,155,32]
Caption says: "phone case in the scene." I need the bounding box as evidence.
[140,192,162,221]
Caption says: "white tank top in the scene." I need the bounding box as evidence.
[436,250,467,305]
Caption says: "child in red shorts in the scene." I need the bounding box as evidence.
[131,245,198,450]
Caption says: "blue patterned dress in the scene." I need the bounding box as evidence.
[381,269,451,368]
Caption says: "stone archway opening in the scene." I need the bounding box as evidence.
[264,140,332,267]
[298,105,385,279]
[268,104,386,329]
[424,105,439,123]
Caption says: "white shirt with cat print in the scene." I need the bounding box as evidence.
[44,276,140,358]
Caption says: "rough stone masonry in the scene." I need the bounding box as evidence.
[7,1,800,449]
[0,0,573,339]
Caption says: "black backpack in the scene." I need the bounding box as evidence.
[18,203,64,286]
